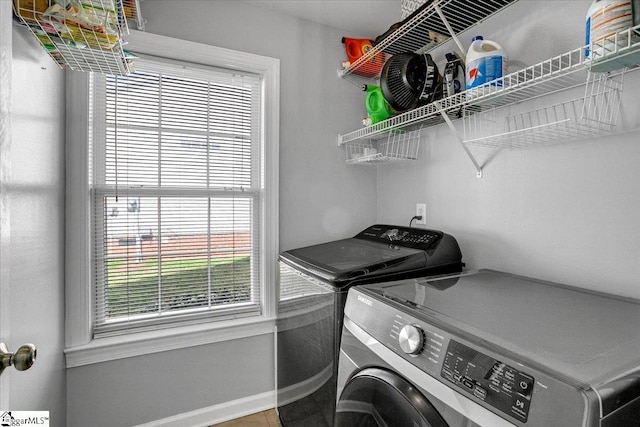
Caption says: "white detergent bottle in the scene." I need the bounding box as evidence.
[585,0,634,59]
[465,36,507,99]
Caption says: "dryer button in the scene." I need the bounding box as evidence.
[516,374,534,397]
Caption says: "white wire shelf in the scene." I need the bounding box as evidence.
[463,73,622,149]
[338,0,518,82]
[344,128,421,165]
[13,0,136,75]
[588,25,640,72]
[338,25,640,147]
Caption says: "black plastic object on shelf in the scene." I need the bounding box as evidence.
[380,52,443,112]
[443,52,465,97]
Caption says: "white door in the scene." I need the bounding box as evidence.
[1,3,66,421]
[1,0,13,410]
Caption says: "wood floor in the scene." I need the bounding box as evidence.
[212,409,281,427]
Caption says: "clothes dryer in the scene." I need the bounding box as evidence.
[337,270,640,426]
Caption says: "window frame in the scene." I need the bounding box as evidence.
[93,58,263,335]
[65,31,279,367]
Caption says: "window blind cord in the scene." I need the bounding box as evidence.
[206,81,212,308]
[235,75,245,304]
[114,75,119,202]
[234,75,248,304]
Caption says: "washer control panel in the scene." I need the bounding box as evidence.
[384,309,535,424]
[442,340,534,423]
[355,224,443,250]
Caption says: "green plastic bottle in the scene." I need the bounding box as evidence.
[362,84,394,126]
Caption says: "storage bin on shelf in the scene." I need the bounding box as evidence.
[344,128,421,165]
[462,73,622,148]
[12,0,135,75]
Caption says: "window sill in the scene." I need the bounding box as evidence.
[64,315,276,368]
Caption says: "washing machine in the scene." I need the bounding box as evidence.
[336,269,640,426]
[276,224,463,426]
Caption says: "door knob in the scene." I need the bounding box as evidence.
[0,342,36,375]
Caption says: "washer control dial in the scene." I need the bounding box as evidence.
[399,324,425,355]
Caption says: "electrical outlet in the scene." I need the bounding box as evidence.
[415,203,426,225]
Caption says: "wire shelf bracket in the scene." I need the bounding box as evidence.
[434,100,483,178]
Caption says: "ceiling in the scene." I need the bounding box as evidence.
[242,0,403,38]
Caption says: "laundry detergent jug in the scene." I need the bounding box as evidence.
[585,0,634,58]
[362,84,393,126]
[341,37,385,78]
[465,36,507,98]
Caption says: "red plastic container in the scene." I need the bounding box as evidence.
[342,37,385,78]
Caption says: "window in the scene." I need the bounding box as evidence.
[65,32,279,361]
[90,57,265,335]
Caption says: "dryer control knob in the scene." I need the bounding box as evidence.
[399,325,425,355]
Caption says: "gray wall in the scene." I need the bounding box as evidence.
[138,0,379,251]
[67,334,274,426]
[0,15,66,422]
[377,0,640,299]
[66,1,375,426]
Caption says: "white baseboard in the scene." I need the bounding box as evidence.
[134,390,276,427]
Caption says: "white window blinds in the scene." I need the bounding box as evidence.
[91,57,263,335]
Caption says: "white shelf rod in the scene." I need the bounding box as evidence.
[134,0,146,31]
[434,4,466,61]
[434,101,483,178]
